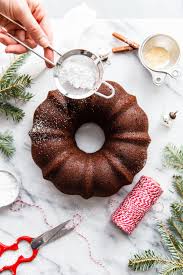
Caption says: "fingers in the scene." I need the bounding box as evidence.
[15,30,25,42]
[0,29,27,53]
[0,28,26,53]
[0,32,17,45]
[0,2,54,68]
[40,17,53,44]
[1,21,17,32]
[20,2,54,68]
[41,17,54,68]
[0,29,37,53]
[5,39,36,53]
[18,3,50,48]
[44,47,54,68]
[5,44,28,54]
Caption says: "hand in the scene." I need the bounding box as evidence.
[0,0,54,68]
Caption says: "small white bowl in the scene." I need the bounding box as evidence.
[139,34,181,85]
[0,170,20,208]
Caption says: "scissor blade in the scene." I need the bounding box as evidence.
[42,220,74,244]
[31,220,74,250]
[46,227,74,245]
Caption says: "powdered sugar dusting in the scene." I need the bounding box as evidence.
[31,120,45,133]
[58,55,97,96]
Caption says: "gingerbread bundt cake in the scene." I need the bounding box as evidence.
[29,81,151,199]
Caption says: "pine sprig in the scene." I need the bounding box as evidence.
[0,54,33,159]
[157,222,182,260]
[160,263,183,275]
[0,74,32,102]
[0,53,29,82]
[129,226,183,274]
[163,144,183,173]
[0,102,24,122]
[170,202,183,221]
[168,218,183,240]
[128,250,172,271]
[173,175,183,198]
[129,148,183,274]
[0,131,15,158]
[0,53,33,122]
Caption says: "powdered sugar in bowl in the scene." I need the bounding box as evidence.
[53,49,115,99]
[0,170,20,208]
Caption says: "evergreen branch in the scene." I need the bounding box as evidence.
[129,144,183,274]
[160,263,183,275]
[0,53,32,124]
[0,53,29,82]
[173,175,183,198]
[0,131,15,158]
[0,74,32,102]
[163,144,183,173]
[128,250,172,271]
[157,222,183,260]
[168,218,183,241]
[0,102,25,122]
[0,53,32,159]
[170,202,183,221]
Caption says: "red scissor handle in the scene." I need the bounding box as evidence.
[0,236,39,275]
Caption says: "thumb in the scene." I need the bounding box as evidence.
[19,6,50,48]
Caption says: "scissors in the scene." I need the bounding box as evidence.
[0,220,74,275]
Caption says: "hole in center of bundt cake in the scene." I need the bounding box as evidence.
[75,122,105,153]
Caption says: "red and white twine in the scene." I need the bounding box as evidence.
[10,199,110,274]
[9,175,163,273]
[111,176,163,234]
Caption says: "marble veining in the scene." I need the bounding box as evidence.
[0,16,183,275]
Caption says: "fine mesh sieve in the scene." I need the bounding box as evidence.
[0,13,115,100]
[53,49,115,99]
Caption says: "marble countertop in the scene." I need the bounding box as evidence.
[43,0,183,18]
[0,14,183,275]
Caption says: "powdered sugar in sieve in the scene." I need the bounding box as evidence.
[58,55,98,96]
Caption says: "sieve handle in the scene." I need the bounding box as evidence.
[95,81,115,99]
[0,13,63,65]
[0,27,56,67]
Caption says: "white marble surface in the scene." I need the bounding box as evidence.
[43,0,183,18]
[0,10,183,275]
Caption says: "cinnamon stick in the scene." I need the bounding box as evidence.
[112,45,134,53]
[112,32,139,49]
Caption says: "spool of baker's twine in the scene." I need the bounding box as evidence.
[111,176,163,234]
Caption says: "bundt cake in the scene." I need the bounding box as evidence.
[29,81,151,199]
